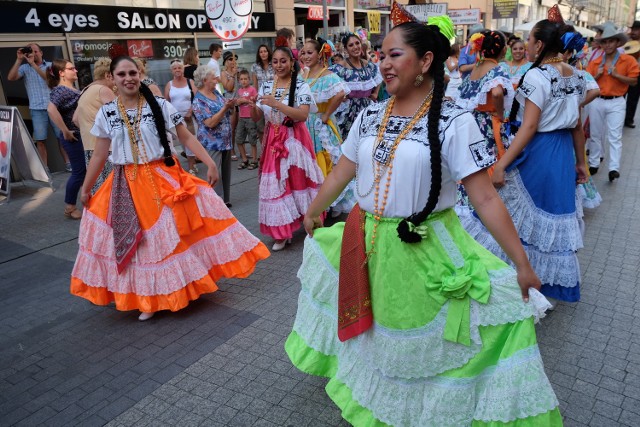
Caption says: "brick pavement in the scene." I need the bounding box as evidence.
[1,127,640,426]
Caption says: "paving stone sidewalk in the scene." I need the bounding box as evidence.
[1,128,640,426]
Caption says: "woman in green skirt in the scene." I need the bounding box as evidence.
[285,18,563,427]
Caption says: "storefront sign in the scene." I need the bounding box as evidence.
[493,0,518,20]
[0,108,12,196]
[294,0,346,7]
[205,0,252,41]
[0,1,275,34]
[449,9,482,25]
[307,6,325,20]
[72,39,193,62]
[356,0,389,8]
[405,3,448,22]
[368,12,381,34]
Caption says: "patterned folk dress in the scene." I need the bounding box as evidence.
[70,97,269,313]
[286,99,562,426]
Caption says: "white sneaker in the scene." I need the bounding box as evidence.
[138,312,155,321]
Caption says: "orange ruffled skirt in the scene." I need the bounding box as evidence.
[70,160,270,313]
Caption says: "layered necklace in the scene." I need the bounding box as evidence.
[270,74,291,134]
[117,94,162,209]
[356,91,434,261]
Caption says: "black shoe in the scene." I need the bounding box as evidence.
[589,166,598,175]
[609,170,620,182]
[624,121,636,128]
[225,202,232,208]
[180,151,187,158]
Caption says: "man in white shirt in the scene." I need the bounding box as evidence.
[207,43,222,78]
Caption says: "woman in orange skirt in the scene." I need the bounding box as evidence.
[70,56,269,321]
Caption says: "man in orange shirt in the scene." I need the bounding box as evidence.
[586,23,640,182]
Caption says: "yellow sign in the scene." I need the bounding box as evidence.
[367,11,381,34]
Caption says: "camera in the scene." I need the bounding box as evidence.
[21,46,32,55]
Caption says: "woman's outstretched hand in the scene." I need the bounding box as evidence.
[516,263,541,303]
[303,214,323,237]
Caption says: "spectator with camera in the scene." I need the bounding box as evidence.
[7,43,70,171]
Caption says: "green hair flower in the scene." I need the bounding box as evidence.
[427,15,455,42]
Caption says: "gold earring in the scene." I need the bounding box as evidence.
[414,73,424,87]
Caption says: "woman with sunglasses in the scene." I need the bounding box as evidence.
[46,59,86,219]
[70,56,269,321]
[329,33,383,141]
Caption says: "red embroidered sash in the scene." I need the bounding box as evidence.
[338,204,373,341]
[109,165,143,273]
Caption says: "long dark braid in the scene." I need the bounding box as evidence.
[139,82,175,167]
[508,20,571,126]
[395,23,448,243]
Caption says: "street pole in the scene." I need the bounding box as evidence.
[323,0,329,39]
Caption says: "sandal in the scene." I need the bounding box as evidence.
[231,155,238,161]
[238,160,249,170]
[64,206,82,220]
[247,162,258,170]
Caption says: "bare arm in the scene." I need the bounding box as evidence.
[175,123,218,186]
[490,85,505,119]
[220,69,236,92]
[463,170,541,301]
[304,155,356,236]
[580,88,599,108]
[252,74,259,90]
[199,99,234,128]
[258,95,310,122]
[164,82,171,100]
[492,99,541,187]
[7,52,23,81]
[611,69,637,86]
[99,86,117,104]
[47,102,76,141]
[572,117,587,184]
[322,92,346,124]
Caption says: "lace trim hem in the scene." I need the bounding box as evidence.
[259,189,318,227]
[500,169,583,252]
[72,221,262,295]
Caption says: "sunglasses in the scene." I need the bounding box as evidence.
[65,66,77,71]
[170,59,183,64]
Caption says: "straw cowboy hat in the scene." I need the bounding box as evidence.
[596,22,629,43]
[623,40,640,55]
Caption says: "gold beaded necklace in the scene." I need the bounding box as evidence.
[117,94,162,210]
[361,91,433,261]
[542,56,564,65]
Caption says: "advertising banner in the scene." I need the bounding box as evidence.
[493,0,518,20]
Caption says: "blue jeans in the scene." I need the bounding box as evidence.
[59,135,86,205]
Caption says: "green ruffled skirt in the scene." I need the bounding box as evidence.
[285,208,562,426]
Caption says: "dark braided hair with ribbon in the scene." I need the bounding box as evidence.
[391,22,449,243]
[110,56,175,167]
[507,19,574,129]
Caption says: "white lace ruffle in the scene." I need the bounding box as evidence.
[295,238,550,379]
[79,207,180,264]
[343,73,383,93]
[258,136,324,200]
[294,239,558,426]
[335,345,558,426]
[456,76,515,116]
[577,184,602,209]
[330,180,356,214]
[311,80,351,103]
[314,117,343,164]
[72,221,262,295]
[457,207,582,288]
[499,169,583,252]
[258,189,317,227]
[195,185,235,220]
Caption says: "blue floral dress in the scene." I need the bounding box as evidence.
[329,61,383,141]
[455,66,515,209]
